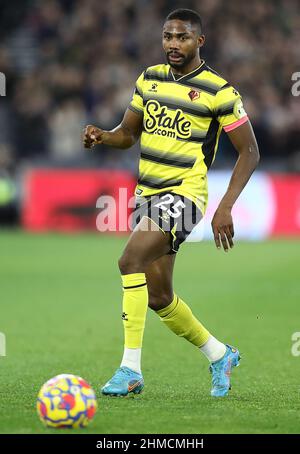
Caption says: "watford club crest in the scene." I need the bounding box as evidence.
[188,89,200,101]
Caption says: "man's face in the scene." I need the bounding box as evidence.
[162,20,204,69]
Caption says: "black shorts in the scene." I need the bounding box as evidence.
[131,192,203,254]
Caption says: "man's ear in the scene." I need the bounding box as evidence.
[198,35,205,48]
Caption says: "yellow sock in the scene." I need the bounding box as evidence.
[156,294,210,347]
[121,273,148,349]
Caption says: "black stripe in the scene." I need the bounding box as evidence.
[144,72,169,82]
[145,64,226,96]
[141,152,195,168]
[142,127,205,144]
[144,97,212,117]
[177,134,205,144]
[161,100,212,117]
[138,177,183,189]
[144,77,221,96]
[159,295,179,318]
[145,63,207,84]
[215,106,234,116]
[218,82,230,91]
[144,73,219,96]
[202,118,220,170]
[123,282,147,290]
[134,86,143,97]
[177,79,219,95]
[143,66,227,97]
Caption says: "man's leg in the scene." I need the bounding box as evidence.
[101,216,172,396]
[146,254,224,355]
[146,255,240,397]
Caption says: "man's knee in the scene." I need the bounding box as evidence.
[148,292,173,311]
[118,252,145,275]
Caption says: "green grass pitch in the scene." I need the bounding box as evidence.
[0,231,299,434]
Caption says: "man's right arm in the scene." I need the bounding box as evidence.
[83,108,143,150]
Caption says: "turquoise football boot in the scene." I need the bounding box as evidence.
[209,344,241,397]
[101,366,144,396]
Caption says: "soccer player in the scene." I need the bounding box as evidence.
[83,9,260,397]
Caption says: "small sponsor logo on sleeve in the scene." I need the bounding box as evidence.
[234,99,246,119]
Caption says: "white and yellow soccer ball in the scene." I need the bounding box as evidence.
[37,374,97,428]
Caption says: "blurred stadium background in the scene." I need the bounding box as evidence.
[0,0,299,236]
[1,0,300,435]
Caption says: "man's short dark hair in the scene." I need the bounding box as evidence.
[165,8,203,34]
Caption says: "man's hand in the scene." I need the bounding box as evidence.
[82,109,143,150]
[211,206,234,252]
[83,125,105,148]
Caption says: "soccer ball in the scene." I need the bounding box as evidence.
[37,374,97,428]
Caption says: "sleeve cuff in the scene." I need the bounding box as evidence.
[223,116,249,132]
[128,104,143,115]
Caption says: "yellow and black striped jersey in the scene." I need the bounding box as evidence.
[129,60,248,213]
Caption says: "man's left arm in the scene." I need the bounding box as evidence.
[211,121,260,251]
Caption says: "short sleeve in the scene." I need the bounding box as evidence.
[128,71,144,115]
[214,85,248,132]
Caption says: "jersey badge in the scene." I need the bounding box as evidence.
[188,89,200,101]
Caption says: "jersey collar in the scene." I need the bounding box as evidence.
[168,60,207,82]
